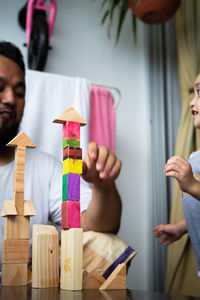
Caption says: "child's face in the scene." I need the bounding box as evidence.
[190,74,200,129]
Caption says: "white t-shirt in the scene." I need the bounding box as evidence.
[0,149,92,263]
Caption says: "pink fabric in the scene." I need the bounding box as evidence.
[89,85,116,153]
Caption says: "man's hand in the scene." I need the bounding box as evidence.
[164,156,195,194]
[82,142,122,187]
[153,220,187,246]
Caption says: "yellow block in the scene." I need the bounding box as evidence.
[63,158,82,174]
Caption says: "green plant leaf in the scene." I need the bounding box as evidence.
[101,10,109,25]
[131,14,137,44]
[100,0,137,44]
[115,1,129,43]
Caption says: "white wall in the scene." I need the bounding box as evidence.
[0,0,151,291]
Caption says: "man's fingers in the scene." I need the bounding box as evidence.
[87,142,98,161]
[96,146,109,172]
[109,159,122,179]
[99,152,116,178]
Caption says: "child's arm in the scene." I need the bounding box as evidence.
[164,155,200,200]
[153,219,187,246]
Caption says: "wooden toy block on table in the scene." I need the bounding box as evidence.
[32,224,59,288]
[100,263,126,290]
[2,239,29,263]
[60,228,83,290]
[4,216,30,240]
[53,107,86,291]
[0,132,36,287]
[83,271,105,289]
[2,263,28,286]
[61,200,81,229]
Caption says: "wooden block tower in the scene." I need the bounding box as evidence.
[53,107,87,290]
[1,132,36,286]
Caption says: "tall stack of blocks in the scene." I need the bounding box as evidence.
[0,132,36,286]
[53,107,87,290]
[62,121,82,229]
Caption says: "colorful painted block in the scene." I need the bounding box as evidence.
[61,201,80,229]
[63,147,82,161]
[63,121,80,139]
[62,174,68,201]
[62,121,80,148]
[63,137,80,148]
[63,158,82,174]
[62,173,80,201]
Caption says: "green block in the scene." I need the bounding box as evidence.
[62,174,68,201]
[63,137,80,149]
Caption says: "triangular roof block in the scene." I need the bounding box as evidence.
[7,132,36,148]
[53,107,87,126]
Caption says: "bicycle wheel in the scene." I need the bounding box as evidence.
[28,15,49,71]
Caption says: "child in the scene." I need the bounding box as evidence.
[154,73,200,276]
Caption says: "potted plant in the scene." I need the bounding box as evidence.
[100,0,181,43]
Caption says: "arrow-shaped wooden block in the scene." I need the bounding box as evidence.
[1,132,36,217]
[53,107,87,126]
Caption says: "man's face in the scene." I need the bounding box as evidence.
[0,55,25,146]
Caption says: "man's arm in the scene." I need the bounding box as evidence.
[164,155,200,200]
[81,142,122,234]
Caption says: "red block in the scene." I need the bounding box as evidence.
[63,147,82,160]
[61,201,80,229]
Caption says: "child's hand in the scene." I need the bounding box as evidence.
[164,156,195,194]
[153,221,187,246]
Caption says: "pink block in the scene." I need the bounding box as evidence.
[63,122,80,139]
[62,201,80,229]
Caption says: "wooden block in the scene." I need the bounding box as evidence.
[13,192,24,215]
[63,158,82,174]
[99,263,126,290]
[62,174,68,201]
[1,200,17,217]
[62,173,80,201]
[62,201,80,229]
[32,224,59,288]
[13,169,24,193]
[82,269,89,281]
[15,146,26,170]
[53,107,87,126]
[2,263,28,286]
[4,216,30,239]
[63,137,80,148]
[83,271,105,289]
[2,239,29,263]
[24,200,36,216]
[63,147,82,161]
[60,228,83,290]
[7,131,36,148]
[63,122,80,140]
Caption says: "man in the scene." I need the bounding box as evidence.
[0,41,122,247]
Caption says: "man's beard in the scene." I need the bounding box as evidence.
[0,122,20,147]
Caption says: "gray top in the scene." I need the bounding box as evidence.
[182,150,200,275]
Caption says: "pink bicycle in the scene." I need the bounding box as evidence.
[18,0,57,71]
